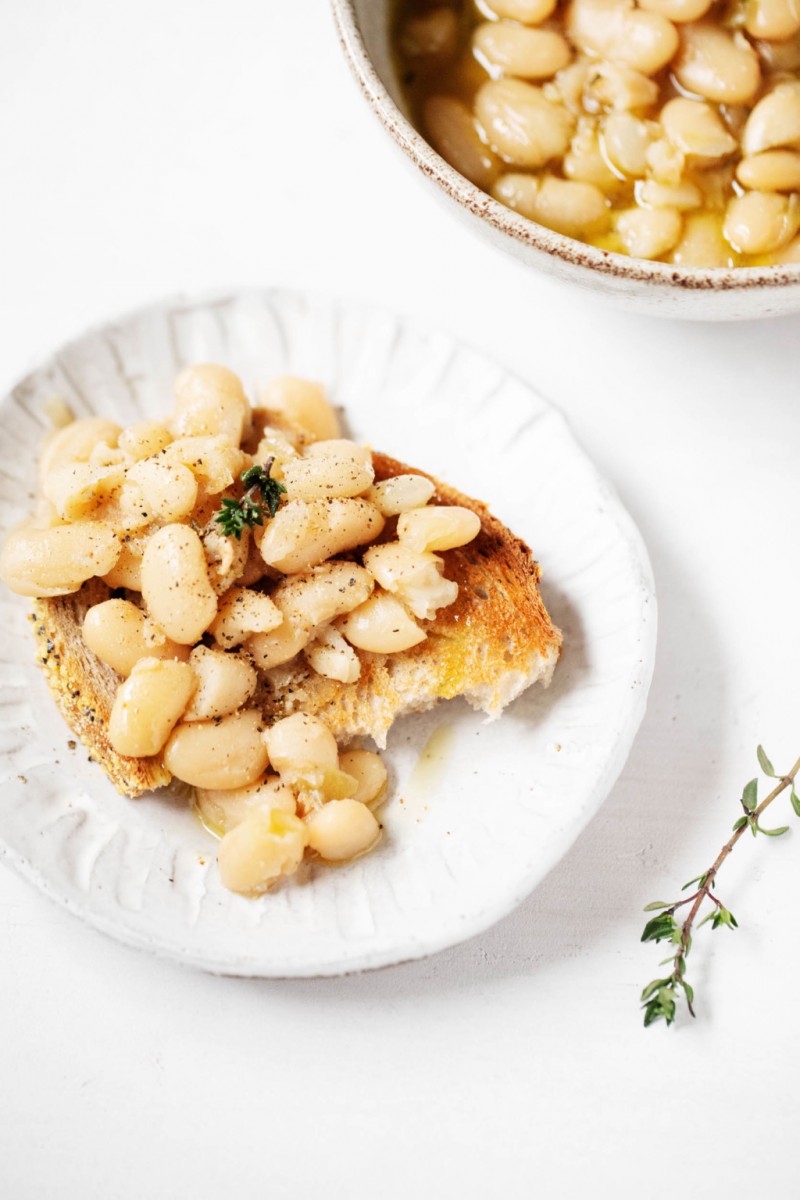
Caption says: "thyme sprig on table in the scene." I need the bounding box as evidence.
[213,459,287,539]
[640,746,800,1028]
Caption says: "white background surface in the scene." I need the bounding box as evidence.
[1,3,798,1197]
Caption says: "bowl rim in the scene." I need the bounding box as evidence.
[330,0,800,294]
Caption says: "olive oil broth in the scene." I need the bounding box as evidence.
[392,0,800,266]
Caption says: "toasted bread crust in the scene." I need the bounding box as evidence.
[31,579,171,797]
[30,452,561,795]
[260,454,562,742]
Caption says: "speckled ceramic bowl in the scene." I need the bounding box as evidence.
[331,0,800,321]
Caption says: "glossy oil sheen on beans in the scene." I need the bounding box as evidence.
[393,0,800,266]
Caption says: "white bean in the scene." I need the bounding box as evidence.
[258,498,384,574]
[305,800,380,862]
[280,454,374,501]
[265,713,339,781]
[261,377,341,442]
[494,173,609,235]
[616,206,683,258]
[117,421,173,461]
[363,542,458,620]
[645,136,686,186]
[173,394,249,447]
[745,0,800,42]
[209,586,282,648]
[101,531,148,590]
[475,79,575,168]
[201,522,251,596]
[723,190,800,253]
[174,363,246,408]
[183,645,257,721]
[366,474,436,516]
[756,31,800,72]
[486,0,557,23]
[338,592,426,654]
[252,428,301,475]
[638,0,712,19]
[635,179,703,209]
[582,64,659,112]
[304,626,361,683]
[38,418,121,489]
[397,506,481,552]
[173,363,250,445]
[674,25,761,104]
[671,212,734,266]
[162,436,244,495]
[473,22,571,80]
[424,96,500,189]
[0,521,119,597]
[246,621,312,671]
[108,658,196,757]
[564,120,622,190]
[566,0,679,76]
[338,750,388,809]
[399,8,458,60]
[164,709,269,789]
[141,524,218,644]
[742,83,800,155]
[126,458,198,522]
[82,599,189,676]
[271,562,374,632]
[43,461,125,522]
[660,97,737,160]
[195,775,297,837]
[304,440,372,467]
[602,112,658,179]
[218,809,308,895]
[737,149,800,190]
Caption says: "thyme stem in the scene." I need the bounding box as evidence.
[641,750,800,1027]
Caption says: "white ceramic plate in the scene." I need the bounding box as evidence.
[0,290,656,976]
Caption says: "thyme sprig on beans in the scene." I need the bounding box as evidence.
[640,746,800,1028]
[213,460,287,540]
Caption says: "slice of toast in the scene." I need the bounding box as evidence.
[29,452,561,796]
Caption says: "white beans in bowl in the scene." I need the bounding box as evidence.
[390,0,800,274]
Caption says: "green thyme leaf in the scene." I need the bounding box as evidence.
[640,977,671,1002]
[214,497,250,539]
[756,823,790,838]
[213,459,287,539]
[643,1002,664,1028]
[643,901,672,911]
[641,914,677,943]
[757,745,777,778]
[791,787,800,818]
[742,778,759,812]
[241,461,287,517]
[732,816,748,832]
[240,463,268,491]
[260,475,287,518]
[711,906,737,930]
